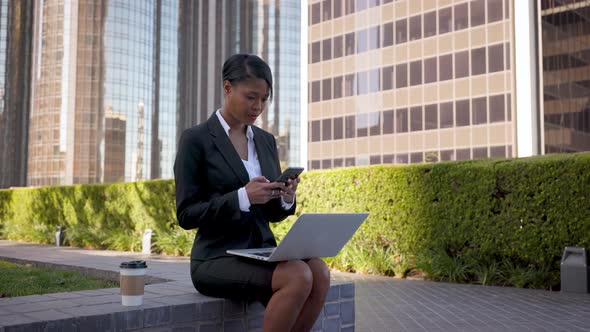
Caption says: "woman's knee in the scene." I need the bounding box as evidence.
[307,258,330,289]
[274,260,314,294]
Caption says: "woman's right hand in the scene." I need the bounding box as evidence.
[245,176,286,204]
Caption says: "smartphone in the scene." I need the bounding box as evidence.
[275,167,304,184]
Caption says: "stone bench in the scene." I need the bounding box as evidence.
[0,258,355,332]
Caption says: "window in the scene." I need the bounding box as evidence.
[425,104,438,130]
[357,113,368,137]
[356,0,368,11]
[382,66,394,90]
[471,0,485,27]
[345,32,355,55]
[333,158,343,167]
[322,0,332,21]
[505,43,510,70]
[369,26,380,50]
[370,155,381,165]
[369,112,381,136]
[471,47,486,75]
[396,154,409,164]
[368,0,379,8]
[409,15,422,41]
[345,115,355,138]
[334,0,343,18]
[357,29,368,53]
[410,106,423,131]
[473,147,488,159]
[455,51,469,78]
[345,0,355,15]
[396,63,408,88]
[383,154,394,163]
[396,19,407,44]
[334,117,343,139]
[441,150,454,161]
[489,94,505,123]
[488,0,503,23]
[333,36,343,58]
[410,60,422,86]
[322,159,332,169]
[440,102,454,128]
[345,158,356,167]
[488,44,504,73]
[454,3,468,31]
[344,74,355,96]
[383,22,394,47]
[322,79,332,100]
[369,69,380,93]
[311,160,320,169]
[383,110,394,134]
[456,99,470,126]
[439,7,453,34]
[490,146,506,158]
[396,108,408,133]
[425,151,439,163]
[322,39,332,61]
[333,76,343,99]
[424,11,437,38]
[357,71,368,95]
[311,3,321,24]
[322,118,332,141]
[506,93,512,121]
[456,149,471,160]
[424,57,437,84]
[311,81,321,102]
[472,97,487,125]
[311,120,321,142]
[410,152,423,163]
[312,41,321,63]
[439,54,453,81]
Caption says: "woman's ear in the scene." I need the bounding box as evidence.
[223,80,232,96]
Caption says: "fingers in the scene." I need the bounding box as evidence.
[251,176,270,183]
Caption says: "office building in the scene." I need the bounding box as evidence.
[0,0,34,188]
[306,0,590,169]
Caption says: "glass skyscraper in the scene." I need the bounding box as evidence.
[0,0,34,188]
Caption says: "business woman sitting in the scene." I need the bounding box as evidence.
[174,54,330,332]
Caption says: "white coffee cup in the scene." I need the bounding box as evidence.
[120,260,147,306]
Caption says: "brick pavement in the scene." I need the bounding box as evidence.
[1,240,590,332]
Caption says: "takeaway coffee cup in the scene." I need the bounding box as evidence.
[120,260,147,306]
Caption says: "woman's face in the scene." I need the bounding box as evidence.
[224,78,270,126]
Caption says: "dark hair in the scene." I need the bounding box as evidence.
[222,54,273,100]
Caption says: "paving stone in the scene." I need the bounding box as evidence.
[340,299,354,325]
[223,318,246,332]
[143,303,171,327]
[224,299,246,317]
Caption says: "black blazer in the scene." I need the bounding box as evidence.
[174,113,296,261]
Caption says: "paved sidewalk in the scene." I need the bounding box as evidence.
[1,240,589,332]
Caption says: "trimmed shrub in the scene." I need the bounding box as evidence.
[0,153,589,289]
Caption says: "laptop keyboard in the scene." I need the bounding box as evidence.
[256,251,273,257]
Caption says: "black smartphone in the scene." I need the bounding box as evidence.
[275,167,304,184]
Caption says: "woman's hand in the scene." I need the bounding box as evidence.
[280,177,300,204]
[245,176,287,205]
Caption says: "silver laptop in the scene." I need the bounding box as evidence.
[227,213,369,262]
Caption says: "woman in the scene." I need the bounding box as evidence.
[174,54,330,332]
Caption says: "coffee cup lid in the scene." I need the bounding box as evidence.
[120,260,147,269]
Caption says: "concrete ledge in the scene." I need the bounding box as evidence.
[0,281,354,332]
[0,256,354,332]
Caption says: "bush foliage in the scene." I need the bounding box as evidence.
[1,153,589,289]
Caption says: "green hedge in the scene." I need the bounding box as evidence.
[1,153,589,289]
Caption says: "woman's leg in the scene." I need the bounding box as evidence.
[263,260,314,332]
[290,258,331,332]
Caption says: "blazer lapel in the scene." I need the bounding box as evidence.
[208,114,250,186]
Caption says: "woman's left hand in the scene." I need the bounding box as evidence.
[281,177,299,204]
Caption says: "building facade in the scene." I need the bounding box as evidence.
[306,0,589,169]
[27,0,179,186]
[0,0,34,188]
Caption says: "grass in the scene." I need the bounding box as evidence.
[0,260,117,298]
